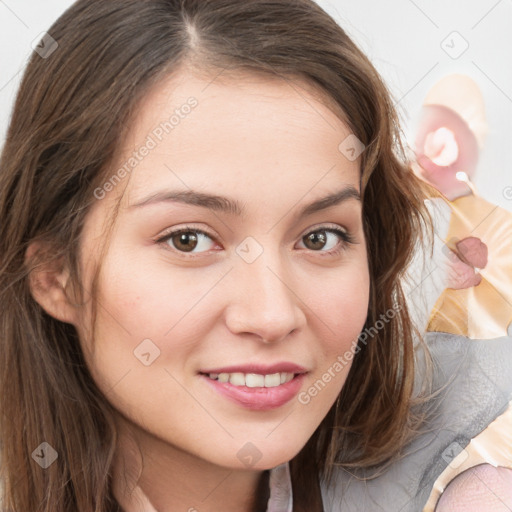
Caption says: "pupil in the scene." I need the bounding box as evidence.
[306,231,326,250]
[175,232,197,252]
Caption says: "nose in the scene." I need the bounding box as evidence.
[224,254,307,344]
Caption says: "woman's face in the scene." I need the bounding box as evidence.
[75,68,370,471]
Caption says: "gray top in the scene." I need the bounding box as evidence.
[321,332,512,511]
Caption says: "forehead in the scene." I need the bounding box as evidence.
[111,67,360,205]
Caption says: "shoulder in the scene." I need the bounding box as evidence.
[436,464,512,512]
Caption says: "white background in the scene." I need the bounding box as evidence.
[1,0,511,211]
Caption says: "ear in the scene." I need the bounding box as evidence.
[26,242,78,325]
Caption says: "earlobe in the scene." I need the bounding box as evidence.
[26,242,78,325]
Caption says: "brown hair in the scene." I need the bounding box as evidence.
[0,1,431,510]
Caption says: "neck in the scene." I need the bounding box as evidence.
[112,416,269,512]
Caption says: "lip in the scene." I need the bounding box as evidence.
[201,372,307,410]
[199,363,308,375]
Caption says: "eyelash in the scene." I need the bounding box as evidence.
[155,224,355,258]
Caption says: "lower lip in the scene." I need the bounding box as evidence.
[201,373,306,410]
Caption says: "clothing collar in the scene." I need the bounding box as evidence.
[118,462,293,511]
[267,462,293,512]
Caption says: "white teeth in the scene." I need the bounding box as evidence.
[229,372,245,386]
[246,373,265,388]
[282,372,294,384]
[264,373,281,387]
[208,372,295,387]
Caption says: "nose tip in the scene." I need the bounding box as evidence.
[224,263,306,344]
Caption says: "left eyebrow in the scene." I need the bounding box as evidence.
[296,186,361,219]
[127,185,361,217]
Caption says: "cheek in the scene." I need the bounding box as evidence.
[294,257,370,413]
[310,257,370,349]
[319,271,369,331]
[96,250,223,336]
[76,249,224,392]
[77,259,225,449]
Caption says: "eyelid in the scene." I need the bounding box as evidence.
[299,222,349,239]
[158,225,216,239]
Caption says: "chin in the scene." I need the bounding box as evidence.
[209,435,309,472]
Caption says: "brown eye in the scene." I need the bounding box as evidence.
[158,228,217,254]
[298,227,352,254]
[172,231,199,252]
[303,230,328,250]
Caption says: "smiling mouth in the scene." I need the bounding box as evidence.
[200,369,307,410]
[202,372,296,388]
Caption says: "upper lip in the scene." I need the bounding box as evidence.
[199,363,308,375]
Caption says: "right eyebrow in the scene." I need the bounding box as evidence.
[128,190,244,216]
